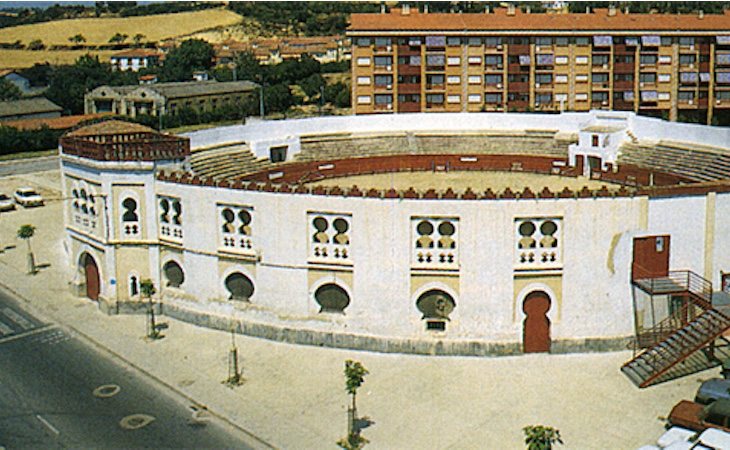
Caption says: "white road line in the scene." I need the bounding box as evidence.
[1,308,33,330]
[0,320,13,335]
[36,415,60,435]
[0,325,55,345]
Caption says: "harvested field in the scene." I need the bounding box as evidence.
[0,49,116,69]
[0,9,242,47]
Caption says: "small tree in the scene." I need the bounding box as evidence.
[27,39,45,51]
[523,425,563,450]
[337,360,369,450]
[68,34,86,45]
[132,33,146,47]
[108,33,128,45]
[140,279,161,339]
[17,224,36,274]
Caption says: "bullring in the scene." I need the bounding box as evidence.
[59,111,730,382]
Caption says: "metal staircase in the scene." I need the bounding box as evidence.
[622,270,730,388]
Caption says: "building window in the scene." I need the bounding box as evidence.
[467,56,482,65]
[467,75,481,84]
[555,56,569,65]
[417,290,455,331]
[314,283,350,314]
[516,218,561,269]
[121,197,140,237]
[658,55,672,64]
[592,54,609,66]
[163,260,185,288]
[679,37,696,46]
[467,37,482,46]
[555,74,568,84]
[356,95,371,105]
[640,54,658,65]
[426,54,445,67]
[447,94,461,104]
[485,93,502,104]
[535,37,552,46]
[158,196,183,242]
[574,37,589,46]
[592,73,609,84]
[614,73,634,82]
[70,180,98,231]
[270,145,287,162]
[468,94,481,103]
[615,54,635,64]
[426,74,445,87]
[447,75,460,84]
[679,54,696,65]
[412,217,458,270]
[219,205,254,254]
[374,75,393,86]
[535,74,553,84]
[555,37,569,46]
[356,76,371,86]
[446,36,461,46]
[225,272,254,301]
[374,56,392,67]
[356,37,371,47]
[356,57,371,66]
[309,213,351,264]
[535,93,552,105]
[575,93,588,101]
[374,37,391,47]
[374,94,393,105]
[575,56,589,65]
[426,36,446,47]
[678,91,695,101]
[447,56,460,66]
[575,74,589,82]
[485,55,503,66]
[554,93,568,102]
[398,93,420,103]
[485,37,502,47]
[484,74,502,85]
[658,73,671,83]
[426,94,444,105]
[639,73,657,84]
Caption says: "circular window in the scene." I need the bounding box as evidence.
[313,216,328,232]
[541,220,557,236]
[519,221,536,236]
[222,208,234,223]
[333,218,348,233]
[314,283,350,313]
[438,221,455,236]
[417,220,434,236]
[416,289,456,320]
[163,261,184,288]
[225,272,254,301]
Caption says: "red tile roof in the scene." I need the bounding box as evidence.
[66,119,156,137]
[111,49,162,58]
[348,8,730,33]
[2,113,111,131]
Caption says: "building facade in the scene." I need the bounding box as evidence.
[84,80,259,118]
[110,49,162,72]
[348,6,730,124]
[60,112,730,362]
[0,97,62,121]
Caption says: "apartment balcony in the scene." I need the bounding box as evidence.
[507,44,529,54]
[374,45,394,54]
[373,83,394,92]
[614,62,635,73]
[397,45,420,55]
[614,81,634,91]
[374,64,394,73]
[508,82,529,92]
[398,102,421,113]
[484,83,504,91]
[398,65,421,76]
[397,83,421,94]
[425,83,446,91]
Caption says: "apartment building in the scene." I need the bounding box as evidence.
[347,6,730,124]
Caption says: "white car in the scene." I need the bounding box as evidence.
[14,187,44,207]
[0,193,15,212]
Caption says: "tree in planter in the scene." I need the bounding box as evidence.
[337,359,370,450]
[140,278,162,339]
[523,425,563,450]
[17,224,37,274]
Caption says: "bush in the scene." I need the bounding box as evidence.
[0,125,64,156]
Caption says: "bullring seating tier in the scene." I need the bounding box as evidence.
[295,130,573,162]
[618,140,730,183]
[189,142,273,180]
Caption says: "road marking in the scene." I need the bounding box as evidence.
[0,320,13,335]
[36,415,60,435]
[0,325,55,345]
[1,307,34,330]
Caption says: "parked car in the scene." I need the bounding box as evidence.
[0,193,15,212]
[696,378,730,404]
[13,187,43,207]
[668,399,730,433]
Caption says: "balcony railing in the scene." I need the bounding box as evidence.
[61,133,190,162]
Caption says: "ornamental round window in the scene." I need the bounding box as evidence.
[163,261,184,288]
[314,283,350,313]
[416,289,456,320]
[225,272,254,301]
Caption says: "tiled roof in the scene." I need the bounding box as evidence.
[66,119,156,137]
[90,81,259,100]
[2,113,111,131]
[348,8,730,33]
[0,97,62,118]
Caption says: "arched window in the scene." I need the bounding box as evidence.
[129,275,139,297]
[225,272,254,301]
[416,289,456,331]
[122,198,138,222]
[163,261,184,288]
[314,283,350,313]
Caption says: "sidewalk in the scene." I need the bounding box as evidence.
[0,170,705,449]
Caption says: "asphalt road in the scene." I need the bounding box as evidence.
[0,157,59,177]
[0,288,266,449]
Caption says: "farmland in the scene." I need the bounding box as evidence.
[0,49,116,68]
[0,8,242,46]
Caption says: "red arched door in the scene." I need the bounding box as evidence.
[523,291,551,353]
[84,254,100,301]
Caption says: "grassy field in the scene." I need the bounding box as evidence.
[0,8,242,47]
[0,49,116,69]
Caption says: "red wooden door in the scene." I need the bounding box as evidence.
[632,236,670,281]
[523,291,551,353]
[84,255,100,301]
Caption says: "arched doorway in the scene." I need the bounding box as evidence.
[523,291,551,353]
[82,253,100,301]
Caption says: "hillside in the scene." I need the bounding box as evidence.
[0,8,242,47]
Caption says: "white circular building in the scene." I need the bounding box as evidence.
[59,111,730,365]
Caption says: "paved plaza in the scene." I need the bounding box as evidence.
[0,168,708,449]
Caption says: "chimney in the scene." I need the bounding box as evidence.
[507,4,515,16]
[402,3,410,15]
[608,5,616,16]
[699,10,704,19]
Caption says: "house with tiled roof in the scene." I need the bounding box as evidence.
[0,97,62,121]
[348,5,730,124]
[84,80,259,118]
[110,49,163,72]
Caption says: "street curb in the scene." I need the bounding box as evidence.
[0,281,276,450]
